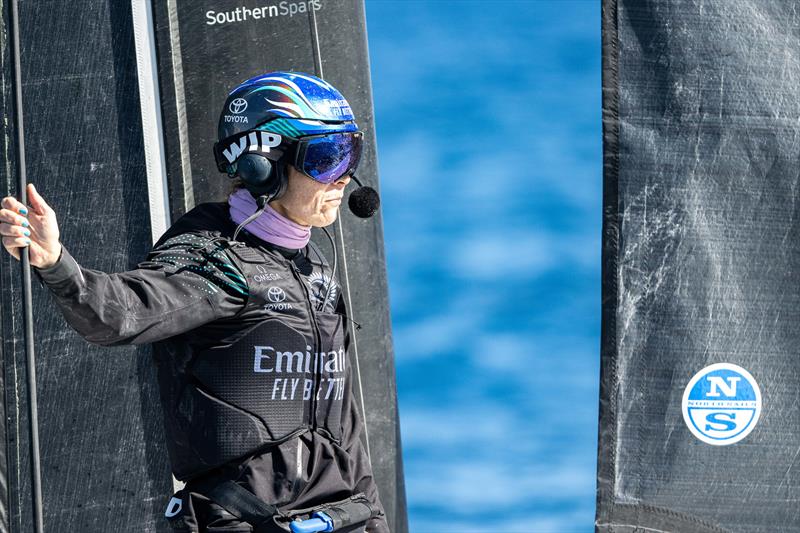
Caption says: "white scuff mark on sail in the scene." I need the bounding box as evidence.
[777,445,800,493]
[614,174,687,500]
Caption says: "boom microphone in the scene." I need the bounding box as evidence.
[347,175,380,218]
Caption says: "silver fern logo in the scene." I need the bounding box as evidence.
[308,271,339,309]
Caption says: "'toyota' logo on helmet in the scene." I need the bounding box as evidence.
[229,98,248,114]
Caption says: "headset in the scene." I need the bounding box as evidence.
[224,152,288,201]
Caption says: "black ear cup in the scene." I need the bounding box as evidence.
[235,154,288,200]
[236,153,272,187]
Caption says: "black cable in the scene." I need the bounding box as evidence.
[9,0,45,531]
[232,194,272,242]
[307,2,371,460]
[319,225,337,313]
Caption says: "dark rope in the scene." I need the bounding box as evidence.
[307,5,371,461]
[9,0,45,531]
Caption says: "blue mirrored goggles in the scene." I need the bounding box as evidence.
[214,129,363,185]
[292,131,363,184]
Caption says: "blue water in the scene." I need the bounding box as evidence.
[365,2,601,531]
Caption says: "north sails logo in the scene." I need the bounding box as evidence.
[221,131,282,163]
[682,363,762,446]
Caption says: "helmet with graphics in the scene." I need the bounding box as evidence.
[214,71,361,199]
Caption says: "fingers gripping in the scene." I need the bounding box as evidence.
[27,183,52,216]
[0,191,31,259]
[0,193,29,218]
[0,184,59,265]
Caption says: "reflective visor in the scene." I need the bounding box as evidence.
[300,132,362,184]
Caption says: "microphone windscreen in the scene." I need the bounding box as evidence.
[348,186,380,218]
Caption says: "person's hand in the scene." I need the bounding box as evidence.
[1,183,62,269]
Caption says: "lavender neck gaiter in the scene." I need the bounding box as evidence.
[228,187,311,250]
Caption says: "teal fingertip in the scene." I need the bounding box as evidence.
[23,230,29,237]
[19,207,27,215]
[24,239,30,245]
[21,220,28,228]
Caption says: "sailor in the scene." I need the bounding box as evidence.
[0,71,388,533]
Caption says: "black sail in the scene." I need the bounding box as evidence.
[598,1,800,531]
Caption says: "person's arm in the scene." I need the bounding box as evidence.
[336,295,390,533]
[33,232,249,347]
[0,185,250,346]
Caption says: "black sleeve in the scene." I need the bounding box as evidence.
[336,295,390,533]
[33,232,250,347]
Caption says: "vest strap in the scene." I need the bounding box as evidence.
[276,493,381,532]
[207,480,279,527]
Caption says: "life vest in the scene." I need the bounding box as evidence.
[153,232,349,481]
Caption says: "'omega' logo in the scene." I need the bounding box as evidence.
[267,286,286,303]
[229,98,248,114]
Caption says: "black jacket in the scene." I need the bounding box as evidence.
[34,201,388,533]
